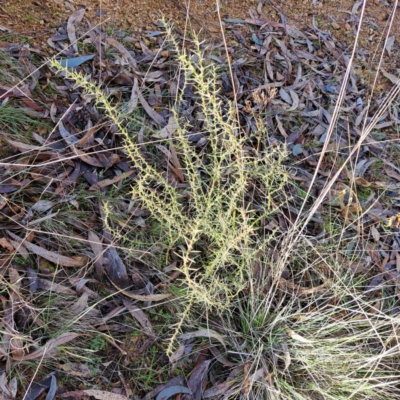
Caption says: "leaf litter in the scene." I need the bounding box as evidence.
[1,2,400,398]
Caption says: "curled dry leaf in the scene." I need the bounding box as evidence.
[58,120,79,145]
[7,231,86,267]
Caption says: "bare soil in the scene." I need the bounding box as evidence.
[2,0,400,60]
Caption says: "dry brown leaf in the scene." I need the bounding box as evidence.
[381,68,400,84]
[0,133,48,151]
[0,238,13,252]
[278,278,331,296]
[275,115,288,138]
[385,168,400,181]
[209,346,237,367]
[370,226,380,242]
[179,329,227,349]
[67,8,86,53]
[123,300,153,335]
[155,145,184,182]
[106,38,138,69]
[153,116,178,139]
[0,372,17,400]
[88,231,104,277]
[169,145,184,182]
[76,122,100,147]
[109,280,172,301]
[73,149,108,168]
[62,390,128,400]
[89,171,135,190]
[123,77,139,115]
[31,200,54,213]
[104,246,130,288]
[70,293,90,316]
[7,231,85,267]
[135,87,167,126]
[9,240,29,259]
[37,279,75,295]
[56,362,92,377]
[12,332,80,361]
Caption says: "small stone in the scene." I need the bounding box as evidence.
[345,23,351,31]
[331,22,340,30]
[276,72,284,81]
[39,20,44,25]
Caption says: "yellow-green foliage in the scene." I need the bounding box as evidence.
[51,29,287,353]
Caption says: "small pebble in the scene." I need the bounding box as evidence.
[331,22,340,30]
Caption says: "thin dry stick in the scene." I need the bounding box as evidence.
[281,1,400,268]
[293,0,368,226]
[216,0,241,126]
[343,0,399,245]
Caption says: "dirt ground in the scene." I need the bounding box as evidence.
[1,0,400,58]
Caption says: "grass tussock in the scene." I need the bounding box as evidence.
[48,26,400,399]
